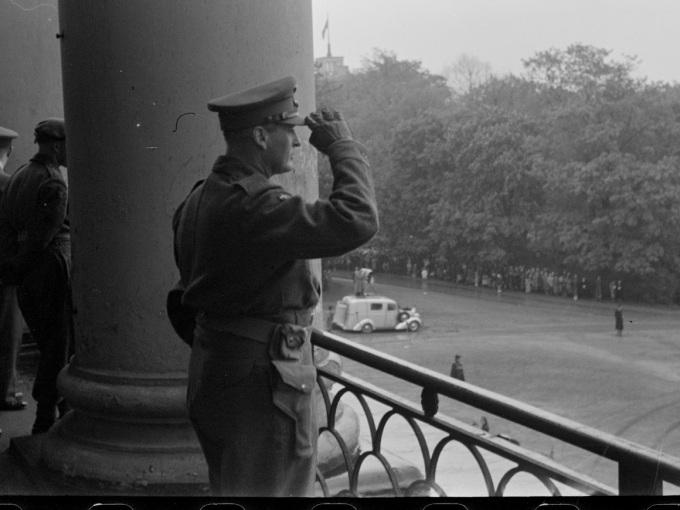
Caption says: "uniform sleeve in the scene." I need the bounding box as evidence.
[238,139,379,260]
[0,177,68,284]
[172,179,205,266]
[33,176,68,250]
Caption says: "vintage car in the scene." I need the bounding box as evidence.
[331,294,422,333]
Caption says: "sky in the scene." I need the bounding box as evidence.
[312,0,680,84]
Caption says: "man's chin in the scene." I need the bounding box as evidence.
[279,162,296,175]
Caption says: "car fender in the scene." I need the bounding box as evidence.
[396,313,419,328]
[353,318,374,332]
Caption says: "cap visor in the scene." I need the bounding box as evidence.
[278,116,307,126]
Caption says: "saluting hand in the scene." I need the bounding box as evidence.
[305,108,353,155]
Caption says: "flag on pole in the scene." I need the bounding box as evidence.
[322,17,329,39]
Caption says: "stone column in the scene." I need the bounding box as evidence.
[41,0,316,487]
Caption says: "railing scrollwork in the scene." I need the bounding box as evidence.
[311,328,680,497]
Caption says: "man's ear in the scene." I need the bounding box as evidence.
[6,146,12,158]
[252,126,268,150]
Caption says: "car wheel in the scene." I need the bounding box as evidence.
[407,321,420,332]
[398,312,410,322]
[361,323,374,334]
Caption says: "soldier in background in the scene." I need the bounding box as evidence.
[0,119,74,435]
[0,126,26,414]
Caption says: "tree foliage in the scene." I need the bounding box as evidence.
[428,109,544,269]
[316,45,680,303]
[442,53,493,96]
[315,50,452,256]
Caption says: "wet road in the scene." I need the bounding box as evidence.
[323,273,680,488]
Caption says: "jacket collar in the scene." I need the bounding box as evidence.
[30,152,60,168]
[211,155,268,181]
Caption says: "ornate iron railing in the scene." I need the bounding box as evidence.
[311,328,680,497]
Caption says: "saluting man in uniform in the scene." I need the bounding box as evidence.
[173,76,378,496]
[0,119,74,435]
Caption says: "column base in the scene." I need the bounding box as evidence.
[40,362,208,488]
[11,434,208,496]
[40,360,361,491]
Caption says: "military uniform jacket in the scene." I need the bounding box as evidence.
[0,153,69,284]
[174,139,378,324]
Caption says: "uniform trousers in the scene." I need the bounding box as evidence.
[16,242,73,421]
[0,284,23,400]
[187,324,317,497]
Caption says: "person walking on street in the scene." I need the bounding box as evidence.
[615,303,624,337]
[450,354,465,381]
[172,76,378,496]
[0,119,74,435]
[0,126,27,413]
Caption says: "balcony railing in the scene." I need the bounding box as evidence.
[311,328,680,497]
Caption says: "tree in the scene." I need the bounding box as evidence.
[442,53,493,96]
[314,44,680,302]
[536,153,680,302]
[462,75,542,116]
[315,50,452,262]
[383,110,453,262]
[525,44,680,301]
[522,43,641,103]
[427,109,544,271]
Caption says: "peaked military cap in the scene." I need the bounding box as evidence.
[34,118,65,143]
[208,76,306,131]
[0,126,18,140]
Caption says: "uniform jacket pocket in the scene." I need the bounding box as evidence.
[270,360,317,457]
[271,359,316,393]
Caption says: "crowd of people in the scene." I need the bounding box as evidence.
[457,265,624,302]
[326,255,627,303]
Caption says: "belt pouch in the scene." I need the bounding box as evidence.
[271,360,317,457]
[270,323,317,457]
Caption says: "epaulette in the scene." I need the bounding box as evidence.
[233,173,279,196]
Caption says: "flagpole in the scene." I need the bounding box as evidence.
[326,13,331,57]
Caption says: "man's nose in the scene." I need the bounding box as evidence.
[292,131,301,147]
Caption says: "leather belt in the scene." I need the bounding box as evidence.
[195,314,279,345]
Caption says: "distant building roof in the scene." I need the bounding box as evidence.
[315,55,349,80]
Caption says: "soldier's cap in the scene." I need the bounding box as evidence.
[0,126,19,140]
[208,76,306,132]
[34,118,65,143]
